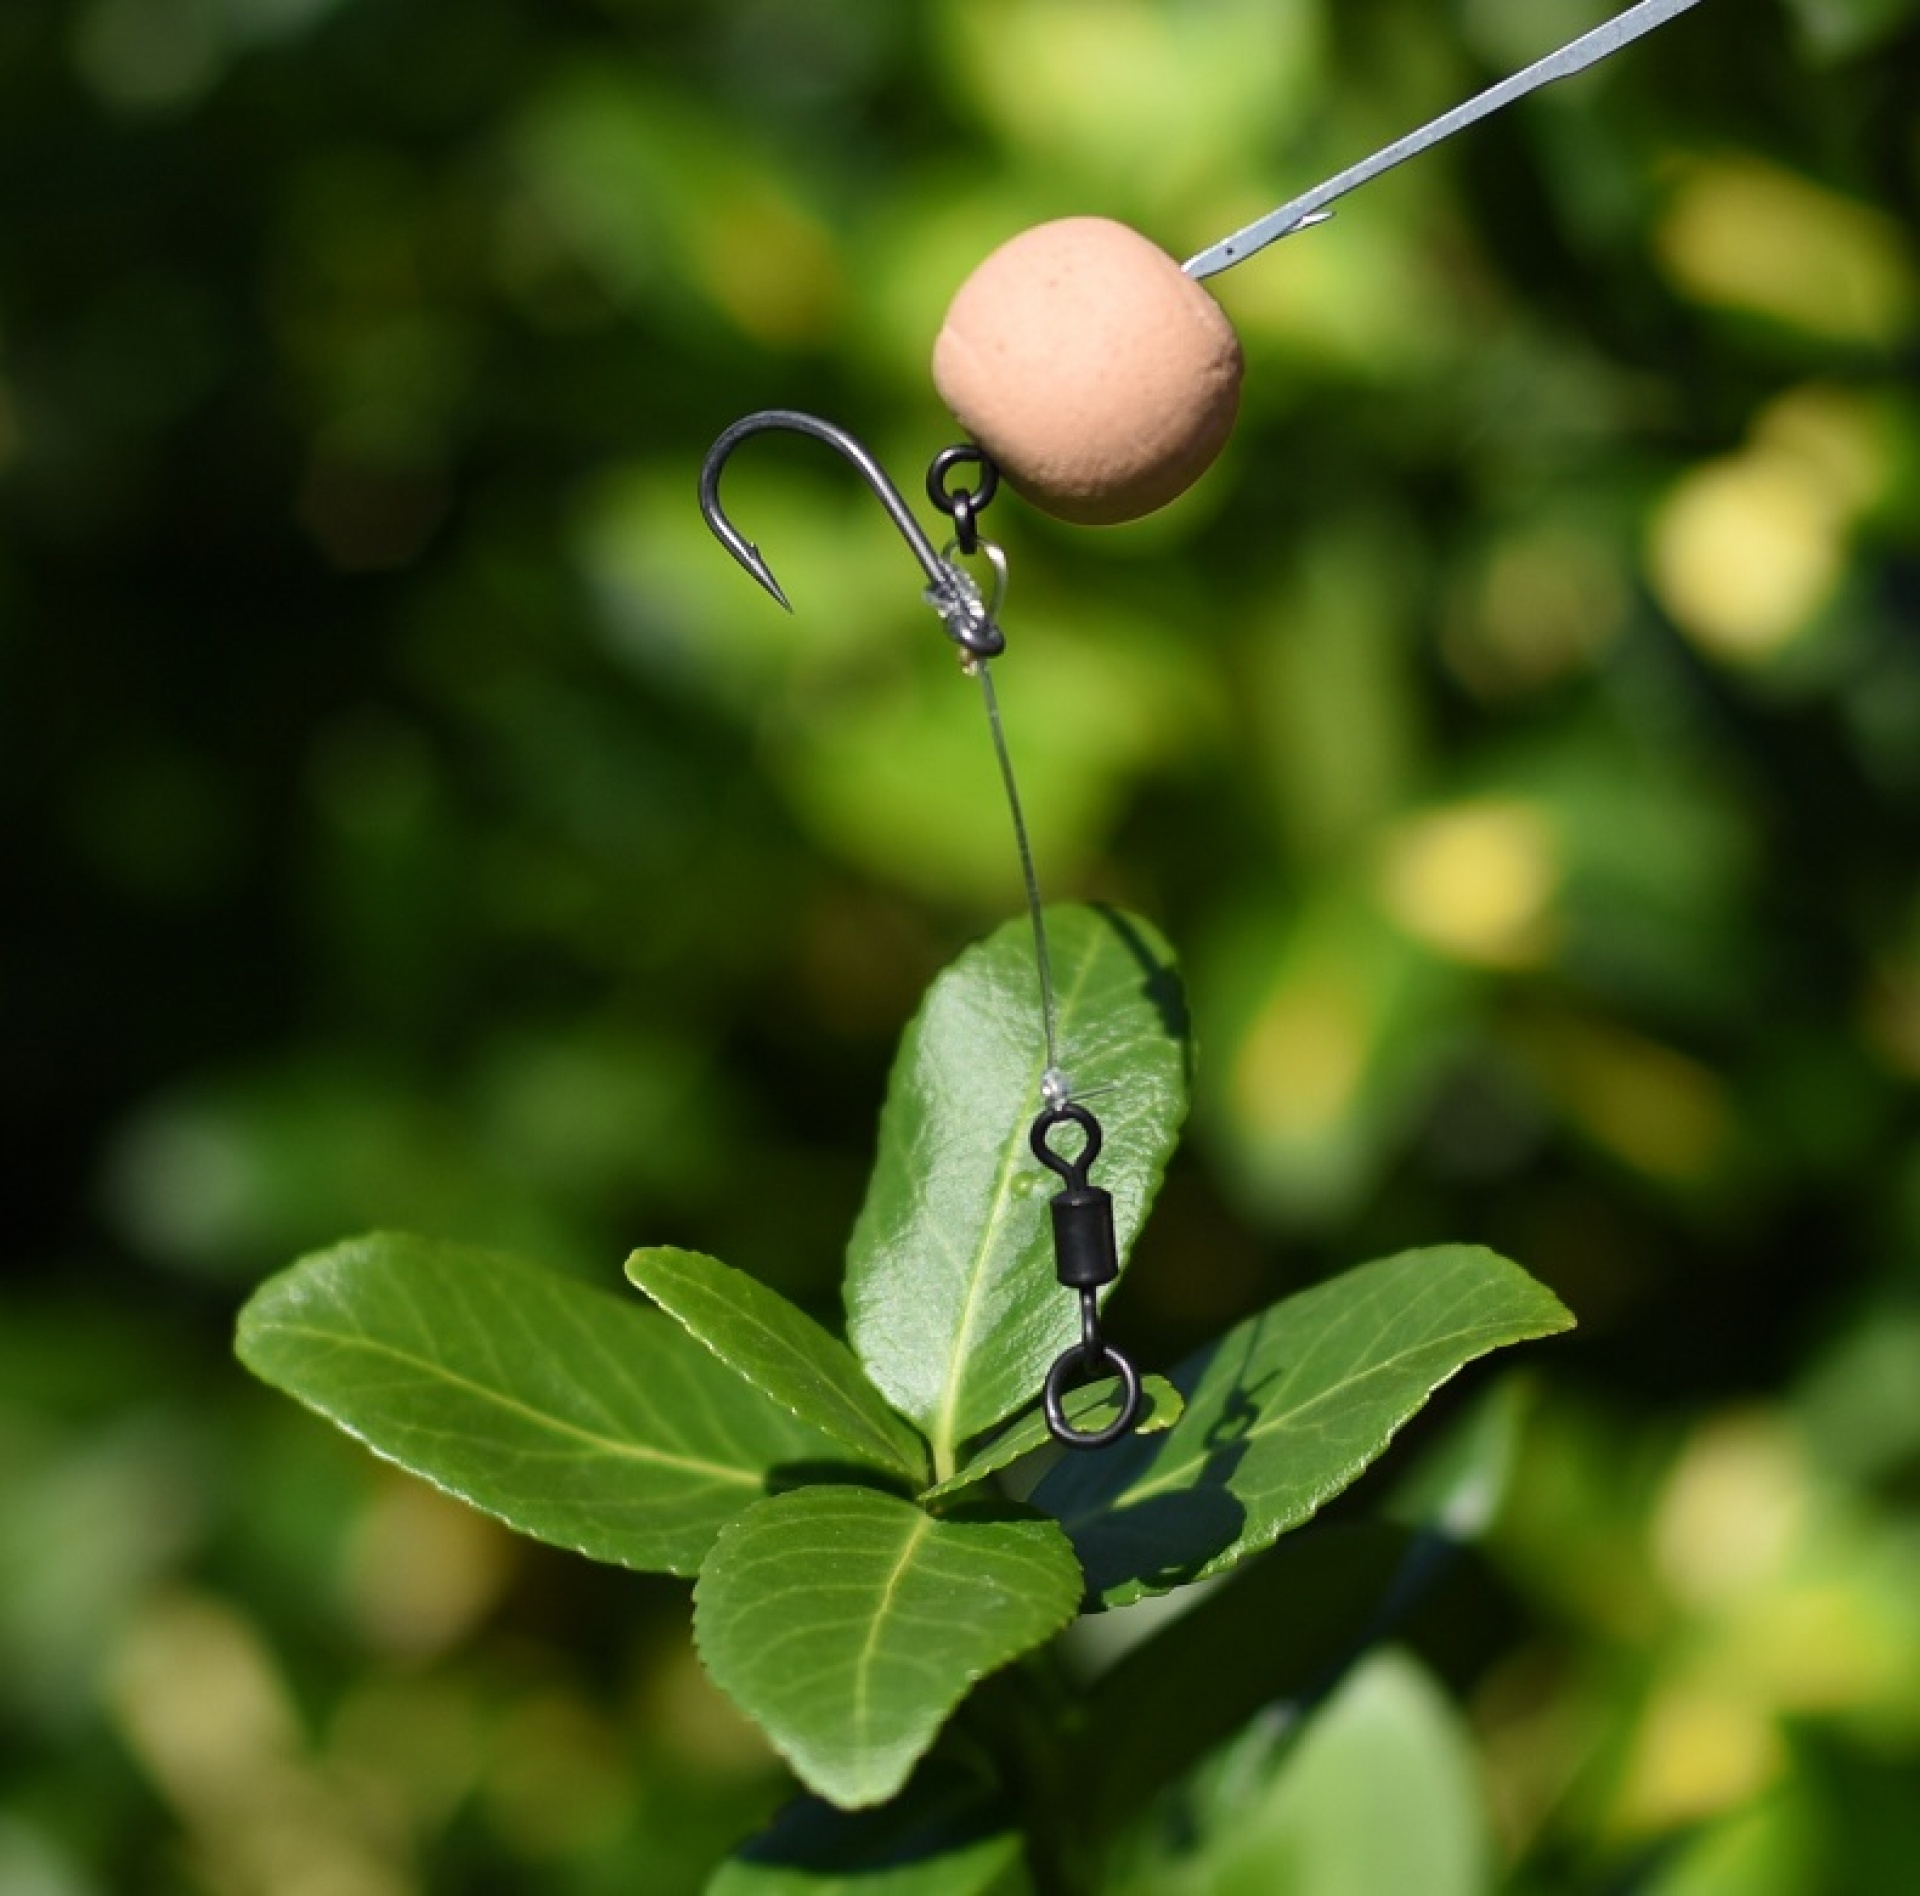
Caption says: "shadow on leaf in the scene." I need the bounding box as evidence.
[1041,1318,1284,1602]
[1092,903,1192,1067]
[767,1459,921,1502]
[1070,1483,1250,1603]
[718,1763,1022,1889]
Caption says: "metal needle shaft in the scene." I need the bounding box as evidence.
[1183,0,1706,281]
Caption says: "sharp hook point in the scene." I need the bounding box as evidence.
[740,541,791,612]
[698,408,1004,657]
[700,409,949,610]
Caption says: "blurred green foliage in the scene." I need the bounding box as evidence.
[6,0,1920,1888]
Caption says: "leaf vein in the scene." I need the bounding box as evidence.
[256,1320,766,1489]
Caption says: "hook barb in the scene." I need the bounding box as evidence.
[698,409,1004,658]
[713,529,792,613]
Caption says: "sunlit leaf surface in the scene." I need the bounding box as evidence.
[694,1485,1082,1809]
[918,1374,1185,1507]
[846,906,1189,1478]
[238,1232,867,1575]
[627,1246,929,1486]
[1034,1246,1572,1606]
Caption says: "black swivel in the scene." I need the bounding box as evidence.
[1030,1104,1142,1449]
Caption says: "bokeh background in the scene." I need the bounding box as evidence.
[6,0,1920,1889]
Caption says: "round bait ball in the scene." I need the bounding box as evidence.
[932,216,1243,526]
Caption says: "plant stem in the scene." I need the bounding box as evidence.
[965,1651,1100,1896]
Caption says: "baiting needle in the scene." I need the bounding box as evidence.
[1183,0,1708,281]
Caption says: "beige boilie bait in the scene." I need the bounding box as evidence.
[928,0,1706,526]
[934,218,1244,527]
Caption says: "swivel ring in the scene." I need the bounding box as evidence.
[1030,1101,1103,1185]
[927,445,999,554]
[1043,1339,1143,1450]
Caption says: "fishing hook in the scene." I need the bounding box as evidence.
[699,409,1005,659]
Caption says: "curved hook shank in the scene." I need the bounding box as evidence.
[698,409,1004,657]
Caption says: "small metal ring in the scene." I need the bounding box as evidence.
[926,445,1000,554]
[1043,1341,1142,1450]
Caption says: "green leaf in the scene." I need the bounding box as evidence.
[236,1232,871,1576]
[1032,1246,1573,1606]
[1074,1523,1423,1836]
[626,1246,928,1487]
[694,1486,1083,1810]
[1076,1394,1533,1832]
[918,1376,1185,1508]
[711,1771,1032,1895]
[846,906,1189,1479]
[1109,1649,1495,1896]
